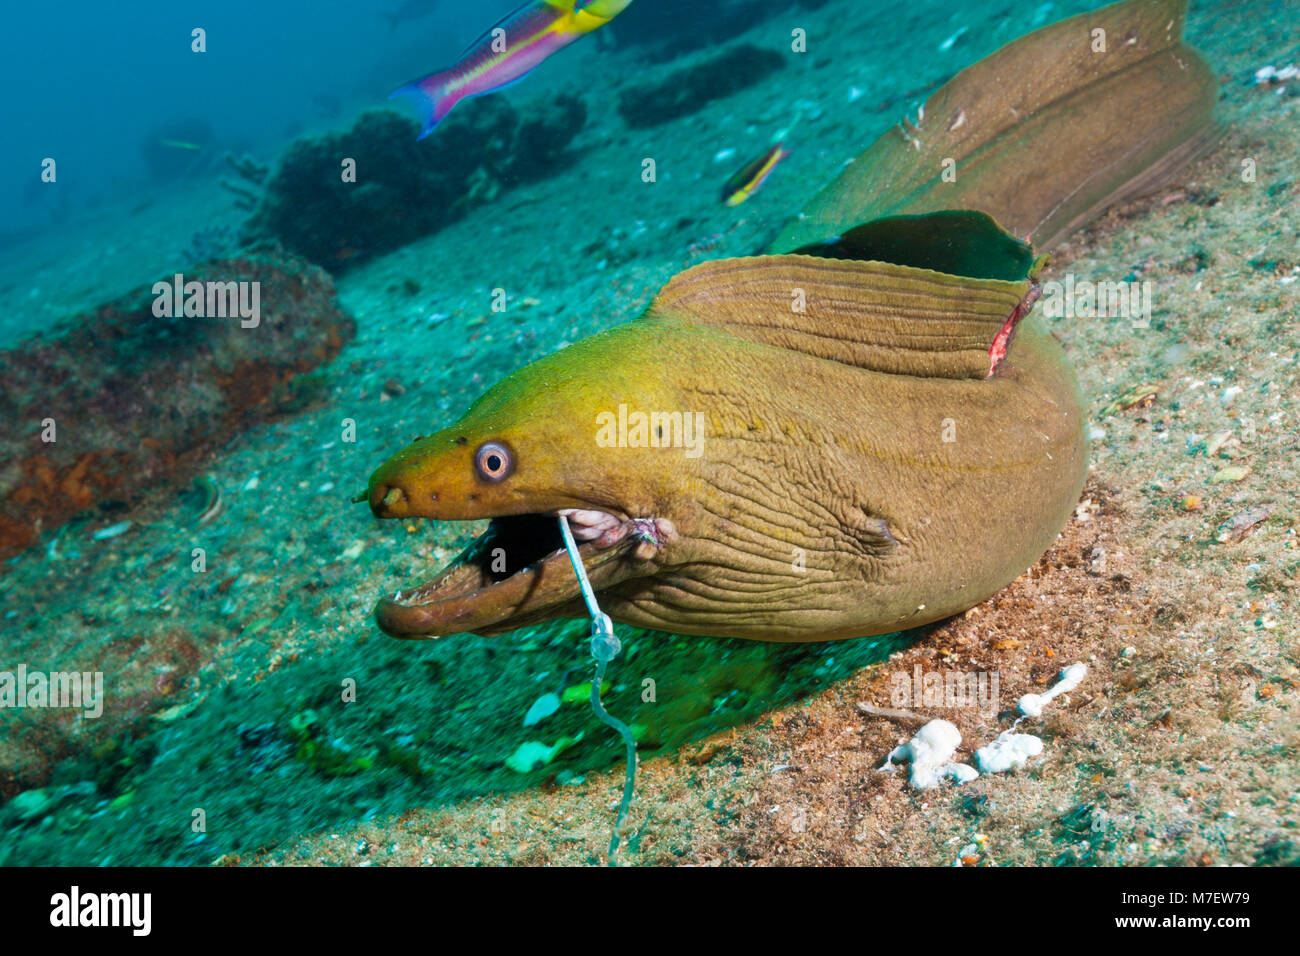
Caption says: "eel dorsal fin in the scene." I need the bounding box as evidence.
[648,212,1040,381]
[767,0,1221,254]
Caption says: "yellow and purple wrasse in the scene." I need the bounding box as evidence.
[722,143,790,206]
[392,0,633,139]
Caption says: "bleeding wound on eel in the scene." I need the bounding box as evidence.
[364,0,1220,643]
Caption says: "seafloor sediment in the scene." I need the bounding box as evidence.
[0,0,1296,865]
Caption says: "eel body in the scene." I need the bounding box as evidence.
[769,0,1221,253]
[364,0,1219,642]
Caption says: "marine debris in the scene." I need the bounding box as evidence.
[1017,662,1087,718]
[974,732,1043,773]
[880,719,979,790]
[558,515,638,866]
[876,663,1088,790]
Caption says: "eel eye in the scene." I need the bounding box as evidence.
[474,441,513,482]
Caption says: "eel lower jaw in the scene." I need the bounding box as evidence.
[374,511,676,639]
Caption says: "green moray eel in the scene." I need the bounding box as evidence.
[363,0,1219,642]
[769,0,1221,254]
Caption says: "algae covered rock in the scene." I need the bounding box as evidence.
[617,43,785,128]
[0,251,354,561]
[244,94,588,269]
[608,0,829,62]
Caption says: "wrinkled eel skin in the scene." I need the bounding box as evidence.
[363,0,1219,642]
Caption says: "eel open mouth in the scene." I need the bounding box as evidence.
[374,510,673,638]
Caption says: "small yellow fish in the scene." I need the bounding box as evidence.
[722,143,789,206]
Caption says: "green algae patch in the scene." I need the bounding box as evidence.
[288,710,375,778]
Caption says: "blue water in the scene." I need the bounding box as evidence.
[1,0,518,238]
[3,0,898,246]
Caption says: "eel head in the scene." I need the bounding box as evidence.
[366,331,682,638]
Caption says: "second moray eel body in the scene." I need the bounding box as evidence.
[365,0,1217,642]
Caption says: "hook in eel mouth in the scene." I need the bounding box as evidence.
[374,510,675,638]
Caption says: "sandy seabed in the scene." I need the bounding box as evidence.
[1,0,1296,866]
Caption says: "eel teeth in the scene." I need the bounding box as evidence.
[557,508,623,542]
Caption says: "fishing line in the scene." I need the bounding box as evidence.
[557,515,638,867]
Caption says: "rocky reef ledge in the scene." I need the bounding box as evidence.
[0,252,354,562]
